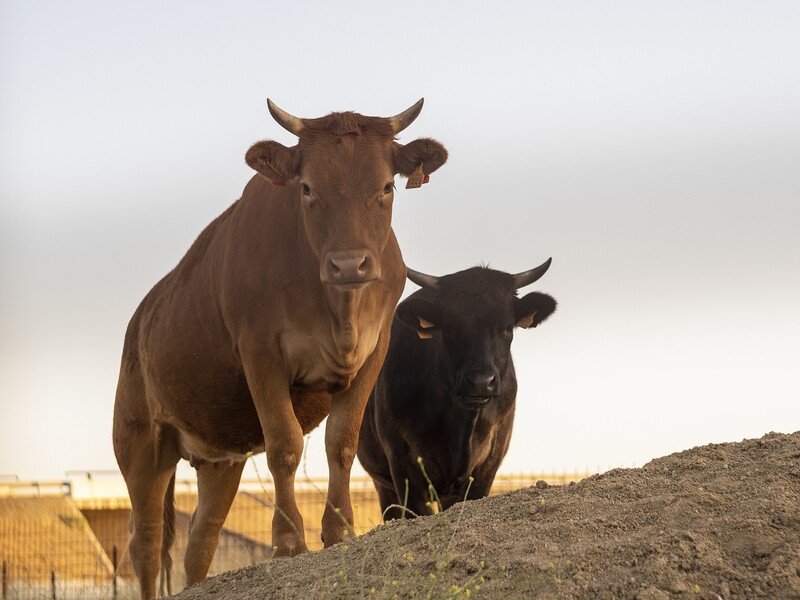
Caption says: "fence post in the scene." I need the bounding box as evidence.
[51,568,56,600]
[112,545,118,600]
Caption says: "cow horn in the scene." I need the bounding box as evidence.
[512,258,552,289]
[389,98,424,135]
[267,99,304,136]
[406,267,440,290]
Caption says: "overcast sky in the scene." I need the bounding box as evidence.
[1,1,798,483]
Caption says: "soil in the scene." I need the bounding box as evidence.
[169,431,800,599]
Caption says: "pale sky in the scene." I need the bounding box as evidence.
[1,1,799,483]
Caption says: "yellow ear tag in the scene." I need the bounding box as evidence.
[516,311,537,329]
[406,163,426,189]
[417,330,433,340]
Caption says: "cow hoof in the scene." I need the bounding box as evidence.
[271,536,309,559]
[271,545,307,559]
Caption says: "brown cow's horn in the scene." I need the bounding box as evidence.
[406,267,440,290]
[512,258,552,289]
[389,98,424,135]
[267,99,304,136]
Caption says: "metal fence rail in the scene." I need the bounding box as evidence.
[1,473,590,599]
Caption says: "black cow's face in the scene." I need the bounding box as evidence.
[439,296,517,408]
[397,267,557,409]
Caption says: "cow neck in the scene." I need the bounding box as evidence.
[292,209,367,369]
[323,286,364,366]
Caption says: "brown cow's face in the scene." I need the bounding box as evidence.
[245,101,448,288]
[297,139,396,287]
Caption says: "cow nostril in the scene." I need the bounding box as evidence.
[466,371,498,394]
[328,253,371,282]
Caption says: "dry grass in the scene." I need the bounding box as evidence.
[0,496,113,582]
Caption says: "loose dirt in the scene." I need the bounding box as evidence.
[169,431,800,599]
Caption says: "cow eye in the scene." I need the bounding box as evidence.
[378,181,395,208]
[502,325,514,337]
[300,183,317,208]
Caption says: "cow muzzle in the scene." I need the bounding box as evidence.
[457,370,500,408]
[322,250,378,287]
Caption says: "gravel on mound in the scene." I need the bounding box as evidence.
[169,431,800,600]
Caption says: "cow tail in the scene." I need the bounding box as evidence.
[159,471,176,597]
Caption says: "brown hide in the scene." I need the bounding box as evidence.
[112,100,447,599]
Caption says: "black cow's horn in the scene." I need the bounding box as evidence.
[267,99,304,136]
[389,99,424,135]
[512,258,552,289]
[406,267,440,290]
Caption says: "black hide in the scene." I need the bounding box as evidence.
[357,265,556,519]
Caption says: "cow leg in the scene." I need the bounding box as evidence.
[322,400,360,544]
[322,341,389,546]
[374,453,425,520]
[115,423,180,600]
[241,358,308,557]
[378,449,430,519]
[264,413,307,557]
[184,460,246,585]
[464,469,496,501]
[322,338,389,548]
[128,471,176,600]
[375,481,405,521]
[392,475,432,518]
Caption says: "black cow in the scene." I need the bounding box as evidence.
[357,260,557,519]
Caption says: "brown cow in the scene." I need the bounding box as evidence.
[112,99,447,599]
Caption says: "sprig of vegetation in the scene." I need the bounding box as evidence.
[250,440,490,599]
[331,457,487,599]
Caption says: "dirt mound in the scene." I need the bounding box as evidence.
[169,431,800,599]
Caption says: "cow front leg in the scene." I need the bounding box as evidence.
[375,480,405,521]
[265,415,307,557]
[389,460,433,518]
[322,402,360,546]
[322,343,388,546]
[242,357,308,557]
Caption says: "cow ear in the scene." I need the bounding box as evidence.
[393,138,448,184]
[396,298,442,340]
[514,292,557,329]
[245,140,299,186]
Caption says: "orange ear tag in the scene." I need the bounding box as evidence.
[516,311,537,329]
[418,316,435,329]
[405,163,426,189]
[417,315,435,339]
